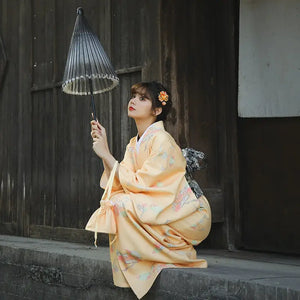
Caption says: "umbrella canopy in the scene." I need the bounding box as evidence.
[62,7,119,96]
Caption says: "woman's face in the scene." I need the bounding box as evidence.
[128,92,155,121]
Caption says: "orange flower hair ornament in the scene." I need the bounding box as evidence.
[158,91,169,106]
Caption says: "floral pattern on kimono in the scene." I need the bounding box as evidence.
[86,121,211,299]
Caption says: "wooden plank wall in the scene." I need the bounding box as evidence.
[239,118,300,254]
[161,0,239,248]
[0,0,237,248]
[0,0,27,235]
[0,0,161,243]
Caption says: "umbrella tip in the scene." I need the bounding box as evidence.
[77,7,84,15]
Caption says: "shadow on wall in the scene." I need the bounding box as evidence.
[0,34,7,89]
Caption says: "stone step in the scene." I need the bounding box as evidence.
[0,235,299,299]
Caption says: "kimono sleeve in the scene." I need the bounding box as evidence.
[119,133,186,193]
[100,168,123,192]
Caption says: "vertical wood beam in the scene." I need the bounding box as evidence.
[214,0,240,249]
[141,0,162,82]
[51,0,57,229]
[17,0,32,236]
[160,1,189,145]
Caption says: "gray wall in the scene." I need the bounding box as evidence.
[239,0,300,117]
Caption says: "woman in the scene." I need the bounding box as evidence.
[86,81,211,299]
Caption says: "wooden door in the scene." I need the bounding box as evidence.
[160,0,240,249]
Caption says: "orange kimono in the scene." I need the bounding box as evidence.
[86,121,211,299]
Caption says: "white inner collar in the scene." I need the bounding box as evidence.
[136,122,157,153]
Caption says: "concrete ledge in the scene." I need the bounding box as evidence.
[0,235,299,299]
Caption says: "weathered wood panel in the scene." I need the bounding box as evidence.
[141,0,162,81]
[0,0,19,226]
[0,33,7,87]
[161,1,240,247]
[111,0,142,70]
[30,0,55,229]
[0,0,235,248]
[239,117,300,254]
[212,0,240,248]
[161,0,221,221]
[0,0,33,237]
[17,0,33,236]
[161,0,219,186]
[29,0,154,235]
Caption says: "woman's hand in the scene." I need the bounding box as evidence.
[90,120,110,159]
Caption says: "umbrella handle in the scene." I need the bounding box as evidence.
[89,79,97,121]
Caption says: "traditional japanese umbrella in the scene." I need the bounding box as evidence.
[62,7,119,121]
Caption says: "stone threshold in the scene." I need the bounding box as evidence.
[0,235,299,299]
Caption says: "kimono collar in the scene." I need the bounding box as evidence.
[136,121,164,152]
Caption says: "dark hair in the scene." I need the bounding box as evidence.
[130,81,172,121]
